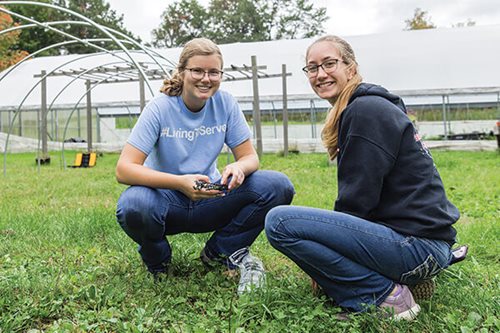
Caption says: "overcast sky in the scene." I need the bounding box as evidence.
[106,0,500,43]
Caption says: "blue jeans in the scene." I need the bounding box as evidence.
[265,205,453,312]
[116,170,294,273]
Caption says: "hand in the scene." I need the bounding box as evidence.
[221,162,245,190]
[179,175,225,201]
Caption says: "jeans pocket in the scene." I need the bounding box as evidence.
[400,254,444,285]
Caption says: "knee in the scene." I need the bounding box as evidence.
[265,206,289,246]
[116,186,161,230]
[251,170,295,205]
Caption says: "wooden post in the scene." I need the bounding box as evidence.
[86,80,93,151]
[282,64,289,157]
[18,108,22,136]
[139,73,146,112]
[441,95,448,140]
[77,108,81,137]
[251,55,263,157]
[40,70,49,161]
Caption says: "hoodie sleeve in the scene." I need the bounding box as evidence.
[335,134,395,217]
[334,95,408,219]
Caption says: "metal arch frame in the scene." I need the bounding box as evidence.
[59,67,140,169]
[39,59,164,171]
[0,13,173,83]
[46,59,171,83]
[97,104,137,144]
[0,37,128,83]
[1,1,151,88]
[1,2,176,175]
[3,52,115,174]
[53,59,173,167]
[43,60,135,170]
[0,20,174,81]
[2,48,172,175]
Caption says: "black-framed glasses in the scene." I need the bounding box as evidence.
[184,67,224,81]
[302,59,341,77]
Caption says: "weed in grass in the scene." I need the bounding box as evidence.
[0,151,498,332]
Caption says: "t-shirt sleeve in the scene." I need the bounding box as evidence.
[224,96,251,148]
[127,99,161,156]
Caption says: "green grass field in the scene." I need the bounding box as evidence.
[0,151,499,332]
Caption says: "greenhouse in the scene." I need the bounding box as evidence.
[1,14,499,154]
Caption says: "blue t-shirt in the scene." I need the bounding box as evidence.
[127,90,251,181]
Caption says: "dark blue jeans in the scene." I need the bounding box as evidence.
[265,205,453,312]
[116,170,294,273]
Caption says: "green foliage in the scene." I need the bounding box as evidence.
[2,0,59,56]
[152,0,208,48]
[270,0,328,40]
[57,0,139,53]
[405,8,436,30]
[152,0,328,48]
[207,0,269,45]
[0,151,498,332]
[0,6,29,70]
[3,0,139,55]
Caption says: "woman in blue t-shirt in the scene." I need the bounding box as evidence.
[116,38,294,294]
[265,35,459,319]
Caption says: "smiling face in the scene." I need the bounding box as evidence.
[306,41,352,104]
[181,54,222,112]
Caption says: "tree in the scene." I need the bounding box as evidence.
[152,0,328,47]
[4,0,139,55]
[56,0,139,53]
[3,0,61,56]
[0,7,29,71]
[206,0,268,44]
[152,0,208,48]
[405,8,436,30]
[265,0,328,40]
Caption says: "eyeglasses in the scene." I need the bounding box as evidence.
[302,59,342,77]
[184,67,224,81]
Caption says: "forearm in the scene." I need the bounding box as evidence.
[116,162,182,190]
[233,154,259,176]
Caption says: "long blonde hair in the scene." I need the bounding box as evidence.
[306,35,363,160]
[160,38,223,96]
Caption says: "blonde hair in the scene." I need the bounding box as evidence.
[160,38,223,96]
[306,35,363,160]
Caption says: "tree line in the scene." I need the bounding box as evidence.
[151,0,328,48]
[1,1,477,71]
[0,0,327,55]
[1,0,137,57]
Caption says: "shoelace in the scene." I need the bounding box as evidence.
[242,259,264,272]
[229,247,249,266]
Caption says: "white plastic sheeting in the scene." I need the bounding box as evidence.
[1,24,499,110]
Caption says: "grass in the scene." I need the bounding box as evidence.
[0,151,499,332]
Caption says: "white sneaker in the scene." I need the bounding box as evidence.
[229,247,266,295]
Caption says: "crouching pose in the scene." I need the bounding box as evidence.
[265,35,459,319]
[116,38,294,294]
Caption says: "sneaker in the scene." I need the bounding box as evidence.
[200,246,237,270]
[229,247,266,295]
[409,278,436,300]
[152,270,168,283]
[149,261,170,283]
[379,284,421,321]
